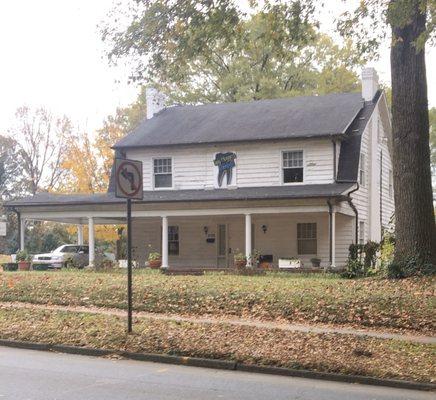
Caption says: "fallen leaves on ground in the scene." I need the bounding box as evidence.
[0,270,434,334]
[0,307,434,383]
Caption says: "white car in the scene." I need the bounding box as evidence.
[32,244,104,269]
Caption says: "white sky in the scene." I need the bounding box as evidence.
[0,0,435,135]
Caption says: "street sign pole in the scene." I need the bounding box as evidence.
[114,158,143,334]
[127,198,133,333]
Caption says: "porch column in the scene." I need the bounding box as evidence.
[331,211,336,268]
[19,217,25,251]
[245,213,252,267]
[77,225,84,245]
[88,217,95,267]
[161,216,169,269]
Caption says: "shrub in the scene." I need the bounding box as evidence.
[387,256,435,279]
[15,250,31,262]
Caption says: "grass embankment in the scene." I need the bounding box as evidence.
[0,307,434,383]
[0,270,434,334]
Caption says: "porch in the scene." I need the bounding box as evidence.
[11,195,356,270]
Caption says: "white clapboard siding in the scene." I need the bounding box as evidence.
[130,212,354,269]
[380,136,395,229]
[127,138,334,190]
[351,117,370,243]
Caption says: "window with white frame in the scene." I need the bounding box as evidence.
[282,151,303,183]
[359,221,365,245]
[388,169,393,198]
[153,158,172,188]
[297,223,317,255]
[168,226,179,256]
[359,153,366,187]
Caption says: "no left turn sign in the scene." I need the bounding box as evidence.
[115,158,143,200]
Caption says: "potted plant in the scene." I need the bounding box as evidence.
[148,252,162,269]
[234,252,247,269]
[248,249,261,268]
[16,250,32,271]
[2,262,18,271]
[310,257,321,268]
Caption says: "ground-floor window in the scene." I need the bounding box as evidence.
[168,226,179,255]
[297,223,317,255]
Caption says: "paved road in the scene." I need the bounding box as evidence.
[0,346,432,400]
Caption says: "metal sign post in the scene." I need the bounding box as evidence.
[114,158,143,333]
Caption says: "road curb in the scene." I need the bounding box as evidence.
[0,339,434,392]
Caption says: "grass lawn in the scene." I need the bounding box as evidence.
[0,269,434,334]
[0,307,434,383]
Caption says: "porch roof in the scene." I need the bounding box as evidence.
[5,183,355,208]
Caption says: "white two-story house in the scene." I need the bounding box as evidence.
[7,68,394,270]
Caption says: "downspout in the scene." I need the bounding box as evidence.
[327,199,333,264]
[345,184,360,244]
[332,139,359,244]
[332,140,337,181]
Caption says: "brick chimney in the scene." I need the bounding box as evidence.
[361,67,379,102]
[146,87,166,119]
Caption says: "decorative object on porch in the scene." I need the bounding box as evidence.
[203,226,208,235]
[1,263,18,272]
[278,257,302,269]
[234,252,247,269]
[310,257,321,268]
[16,250,32,271]
[261,224,267,234]
[258,254,274,270]
[148,252,162,269]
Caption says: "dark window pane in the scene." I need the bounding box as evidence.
[283,168,303,183]
[155,173,172,188]
[297,239,317,255]
[61,246,80,253]
[169,241,179,255]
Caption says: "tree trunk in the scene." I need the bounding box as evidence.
[390,0,436,266]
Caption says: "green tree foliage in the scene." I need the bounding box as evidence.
[102,0,362,104]
[0,135,24,201]
[95,86,147,180]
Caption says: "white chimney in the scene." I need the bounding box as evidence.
[361,67,379,101]
[146,87,166,119]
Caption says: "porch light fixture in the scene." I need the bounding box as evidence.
[261,224,267,234]
[203,226,209,235]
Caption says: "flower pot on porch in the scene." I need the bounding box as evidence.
[1,263,18,272]
[18,261,31,271]
[310,258,321,268]
[234,259,247,269]
[149,259,162,269]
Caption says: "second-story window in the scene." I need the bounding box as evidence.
[282,150,303,183]
[359,153,366,187]
[154,158,172,188]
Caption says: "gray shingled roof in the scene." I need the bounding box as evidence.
[114,92,364,148]
[5,183,354,208]
[337,91,381,182]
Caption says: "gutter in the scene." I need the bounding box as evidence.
[334,178,359,244]
[327,199,333,264]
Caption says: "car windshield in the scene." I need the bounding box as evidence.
[54,245,80,253]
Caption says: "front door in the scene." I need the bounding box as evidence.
[217,224,229,267]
